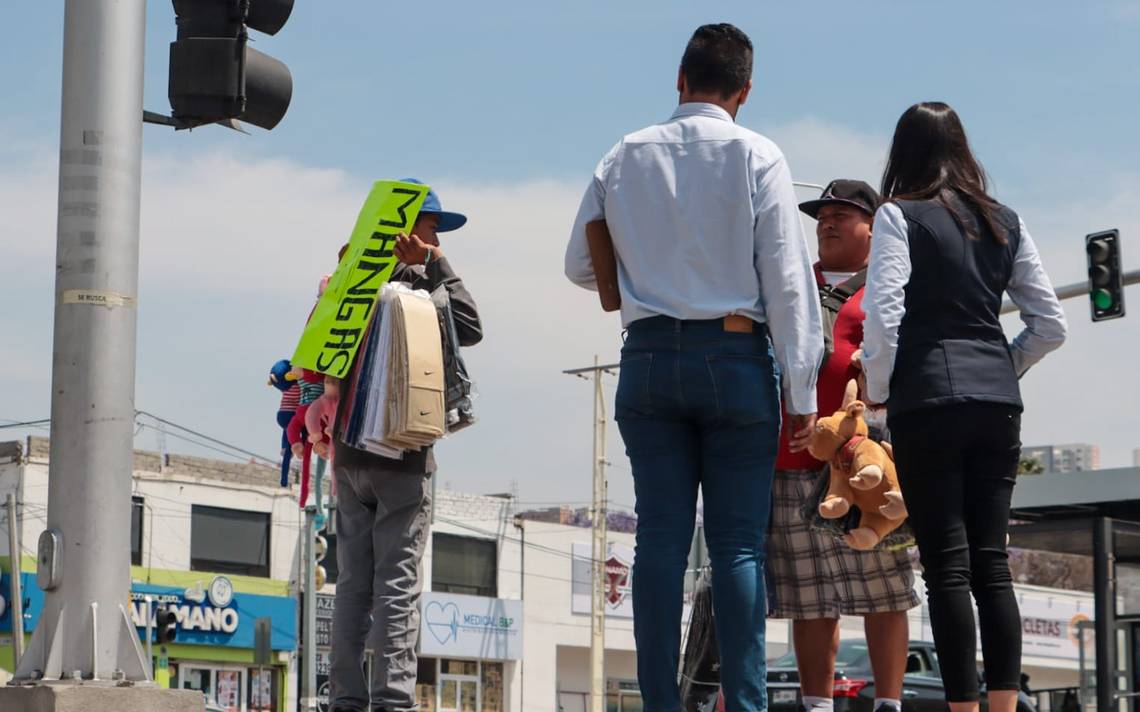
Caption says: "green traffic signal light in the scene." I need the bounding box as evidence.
[1085,229,1125,322]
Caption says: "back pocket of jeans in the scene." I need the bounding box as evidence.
[706,354,777,425]
[615,353,653,419]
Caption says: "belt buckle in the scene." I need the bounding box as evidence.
[723,315,753,333]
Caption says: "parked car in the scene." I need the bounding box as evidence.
[760,639,1036,712]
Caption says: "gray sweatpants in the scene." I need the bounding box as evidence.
[330,463,432,712]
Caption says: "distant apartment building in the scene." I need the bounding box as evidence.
[1022,443,1101,473]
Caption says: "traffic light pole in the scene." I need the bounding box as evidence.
[999,269,1140,315]
[301,505,319,711]
[11,0,151,684]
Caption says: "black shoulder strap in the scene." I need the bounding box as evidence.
[819,268,867,315]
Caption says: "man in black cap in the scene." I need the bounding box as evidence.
[767,180,918,712]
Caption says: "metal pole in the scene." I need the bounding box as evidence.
[590,355,608,712]
[302,505,318,710]
[14,0,149,683]
[1093,517,1117,711]
[144,594,154,678]
[1000,269,1140,314]
[7,493,24,666]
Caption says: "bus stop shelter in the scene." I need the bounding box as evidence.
[1009,465,1140,710]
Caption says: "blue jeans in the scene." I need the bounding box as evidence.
[615,317,781,712]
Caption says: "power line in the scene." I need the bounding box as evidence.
[136,411,278,466]
[0,418,50,430]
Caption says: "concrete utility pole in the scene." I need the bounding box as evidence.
[564,357,619,712]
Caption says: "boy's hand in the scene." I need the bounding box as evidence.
[395,231,441,266]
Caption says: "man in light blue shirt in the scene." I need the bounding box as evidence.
[565,23,823,712]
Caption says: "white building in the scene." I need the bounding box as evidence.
[1,436,305,712]
[1022,444,1101,472]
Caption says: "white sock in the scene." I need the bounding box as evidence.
[801,696,833,711]
[873,699,901,711]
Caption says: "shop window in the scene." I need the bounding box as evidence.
[481,661,504,712]
[249,667,277,710]
[130,496,144,566]
[417,657,438,712]
[190,505,271,578]
[441,659,479,676]
[432,534,497,597]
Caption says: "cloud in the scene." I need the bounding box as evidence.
[1,116,1138,513]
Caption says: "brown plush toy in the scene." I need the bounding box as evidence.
[808,379,908,550]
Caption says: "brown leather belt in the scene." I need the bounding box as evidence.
[723,314,754,333]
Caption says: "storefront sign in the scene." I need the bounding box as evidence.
[571,542,634,619]
[1016,591,1096,661]
[128,580,296,649]
[419,592,522,660]
[0,572,296,651]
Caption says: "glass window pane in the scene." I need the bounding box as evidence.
[418,657,438,684]
[190,505,271,577]
[481,662,503,712]
[432,534,497,597]
[460,681,477,712]
[441,680,457,709]
[622,694,644,712]
[249,668,275,711]
[216,670,242,711]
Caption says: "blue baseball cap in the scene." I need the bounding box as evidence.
[400,178,467,233]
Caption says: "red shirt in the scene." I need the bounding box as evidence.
[774,266,865,471]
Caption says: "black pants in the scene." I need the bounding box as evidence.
[888,402,1022,702]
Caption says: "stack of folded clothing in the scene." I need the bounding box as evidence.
[383,288,446,448]
[345,283,455,458]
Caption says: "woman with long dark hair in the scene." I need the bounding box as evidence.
[861,102,1067,711]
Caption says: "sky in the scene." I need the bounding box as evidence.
[1,1,1139,510]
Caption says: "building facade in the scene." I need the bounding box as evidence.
[1023,443,1101,473]
[0,437,301,711]
[0,437,1096,710]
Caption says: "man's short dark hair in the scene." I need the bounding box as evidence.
[680,24,753,99]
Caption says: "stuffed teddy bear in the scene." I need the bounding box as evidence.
[269,359,300,487]
[808,379,908,550]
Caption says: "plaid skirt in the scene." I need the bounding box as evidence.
[766,468,919,619]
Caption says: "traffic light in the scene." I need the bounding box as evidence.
[1086,229,1125,321]
[154,605,179,644]
[168,0,295,130]
[314,533,328,590]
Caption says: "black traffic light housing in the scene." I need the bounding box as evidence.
[1086,229,1125,322]
[168,0,294,130]
[314,533,327,590]
[155,605,179,644]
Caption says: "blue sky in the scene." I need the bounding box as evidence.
[2,2,1139,506]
